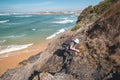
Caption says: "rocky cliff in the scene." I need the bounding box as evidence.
[72,0,119,31]
[0,0,120,80]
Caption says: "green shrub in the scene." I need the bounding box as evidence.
[72,0,119,31]
[71,23,82,31]
[93,0,119,15]
[80,0,119,18]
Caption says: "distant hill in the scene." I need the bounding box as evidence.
[35,11,80,15]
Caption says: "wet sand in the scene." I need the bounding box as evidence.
[0,41,48,76]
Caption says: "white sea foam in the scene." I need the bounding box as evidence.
[4,35,25,38]
[0,20,9,23]
[46,28,65,39]
[52,19,75,24]
[11,13,24,15]
[59,17,68,20]
[0,13,28,16]
[7,23,20,25]
[0,40,6,44]
[0,43,33,54]
[52,17,75,24]
[0,13,10,16]
[32,29,36,31]
[14,15,32,18]
[70,15,76,17]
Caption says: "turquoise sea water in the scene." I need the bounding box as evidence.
[0,13,77,54]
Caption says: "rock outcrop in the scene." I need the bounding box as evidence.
[72,0,119,31]
[0,0,120,80]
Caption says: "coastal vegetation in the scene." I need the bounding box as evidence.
[72,0,119,31]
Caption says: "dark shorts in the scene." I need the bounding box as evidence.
[66,49,76,57]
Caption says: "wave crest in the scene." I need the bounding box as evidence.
[0,40,6,44]
[0,20,9,23]
[4,35,25,38]
[0,43,33,54]
[0,13,10,16]
[52,19,75,24]
[46,28,65,39]
[14,15,32,18]
[53,20,74,24]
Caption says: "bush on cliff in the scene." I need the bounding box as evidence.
[72,0,119,31]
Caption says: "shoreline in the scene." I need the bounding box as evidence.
[0,41,49,76]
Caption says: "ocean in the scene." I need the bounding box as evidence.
[0,13,77,55]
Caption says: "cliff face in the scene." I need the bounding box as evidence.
[1,1,120,80]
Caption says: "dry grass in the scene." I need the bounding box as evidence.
[101,0,120,19]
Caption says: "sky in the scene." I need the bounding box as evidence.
[0,0,102,12]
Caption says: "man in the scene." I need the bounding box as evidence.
[63,38,80,63]
[69,38,80,54]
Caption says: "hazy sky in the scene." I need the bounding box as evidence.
[0,0,102,12]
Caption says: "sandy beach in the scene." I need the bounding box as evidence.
[0,41,48,76]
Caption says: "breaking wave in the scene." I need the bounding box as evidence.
[14,15,32,18]
[0,13,10,16]
[0,20,9,23]
[46,28,65,39]
[52,19,75,24]
[32,29,36,31]
[0,40,6,44]
[0,43,33,54]
[4,35,25,38]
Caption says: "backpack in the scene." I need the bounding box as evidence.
[62,37,73,50]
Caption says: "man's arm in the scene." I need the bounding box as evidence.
[70,45,80,52]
